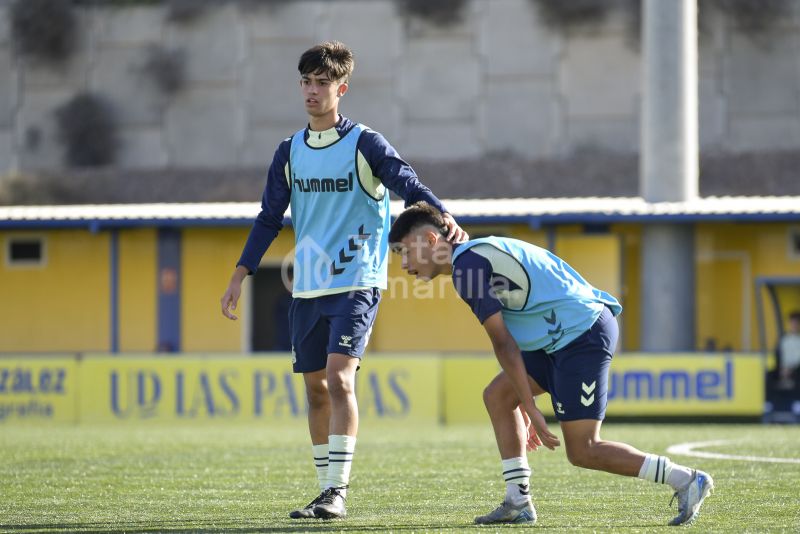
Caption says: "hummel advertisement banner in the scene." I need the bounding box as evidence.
[441,353,765,420]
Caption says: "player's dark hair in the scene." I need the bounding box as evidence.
[298,41,354,82]
[790,310,800,322]
[389,202,448,244]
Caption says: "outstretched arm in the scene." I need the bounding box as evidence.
[483,312,561,450]
[358,130,468,242]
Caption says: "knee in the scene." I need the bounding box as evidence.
[326,371,355,400]
[305,382,329,409]
[482,383,497,410]
[482,382,513,412]
[566,441,598,469]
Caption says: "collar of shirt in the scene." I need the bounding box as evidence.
[305,115,354,148]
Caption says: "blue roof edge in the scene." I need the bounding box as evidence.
[2,212,800,230]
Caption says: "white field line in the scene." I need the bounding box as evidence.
[666,439,800,464]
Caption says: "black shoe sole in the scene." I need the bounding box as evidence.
[288,509,316,519]
[313,507,346,520]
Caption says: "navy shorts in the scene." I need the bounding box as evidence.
[521,306,619,422]
[288,288,381,373]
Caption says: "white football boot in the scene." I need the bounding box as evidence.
[669,469,714,526]
[474,499,537,525]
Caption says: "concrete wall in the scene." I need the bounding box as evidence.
[1,0,800,171]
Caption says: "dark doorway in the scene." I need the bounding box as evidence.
[756,277,800,422]
[251,265,293,352]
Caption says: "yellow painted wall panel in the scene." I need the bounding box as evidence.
[696,223,800,352]
[118,229,157,352]
[508,225,548,247]
[696,256,745,351]
[750,224,800,351]
[181,228,297,352]
[615,225,641,351]
[181,227,260,352]
[0,230,109,351]
[554,234,621,300]
[2,220,793,357]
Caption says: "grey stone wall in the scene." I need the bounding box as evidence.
[1,0,799,172]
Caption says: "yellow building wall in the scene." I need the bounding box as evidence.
[554,231,623,350]
[751,224,800,352]
[696,251,745,351]
[695,223,800,353]
[118,229,157,352]
[0,230,110,351]
[182,227,253,352]
[506,225,548,248]
[576,222,800,353]
[4,221,795,355]
[553,233,621,297]
[616,224,642,351]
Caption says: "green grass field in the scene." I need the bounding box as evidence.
[1,422,799,533]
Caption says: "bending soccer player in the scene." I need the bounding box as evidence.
[220,43,467,520]
[388,202,714,527]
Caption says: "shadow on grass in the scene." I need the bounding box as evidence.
[0,520,488,533]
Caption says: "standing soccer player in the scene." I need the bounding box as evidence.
[388,202,714,527]
[220,42,466,520]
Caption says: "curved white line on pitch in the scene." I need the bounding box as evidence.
[667,439,800,464]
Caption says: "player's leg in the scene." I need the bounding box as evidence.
[288,298,331,519]
[559,419,713,525]
[304,368,331,484]
[475,360,548,525]
[553,307,713,525]
[561,418,650,475]
[311,354,358,520]
[551,306,637,474]
[312,288,380,520]
[326,353,359,437]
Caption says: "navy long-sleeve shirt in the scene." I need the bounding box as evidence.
[238,116,448,273]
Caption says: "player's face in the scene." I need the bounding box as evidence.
[397,232,437,282]
[300,72,346,117]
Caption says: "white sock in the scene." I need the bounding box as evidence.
[638,454,694,490]
[327,434,356,496]
[312,443,328,492]
[666,462,694,490]
[501,457,531,505]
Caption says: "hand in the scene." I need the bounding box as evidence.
[220,280,242,320]
[524,405,561,451]
[442,212,469,243]
[520,408,542,451]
